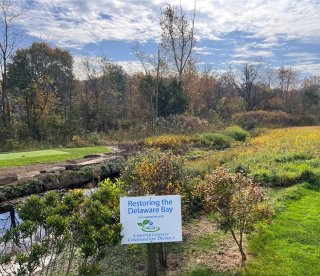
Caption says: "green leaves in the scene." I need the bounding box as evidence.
[1,178,123,275]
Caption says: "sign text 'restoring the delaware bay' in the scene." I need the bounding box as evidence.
[120,195,182,244]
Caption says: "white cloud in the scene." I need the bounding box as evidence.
[194,46,216,56]
[114,61,145,74]
[17,0,320,49]
[291,63,320,76]
[284,52,318,63]
[8,0,319,77]
[228,59,262,65]
[73,55,144,80]
[233,45,273,59]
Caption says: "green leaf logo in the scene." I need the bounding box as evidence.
[137,220,160,232]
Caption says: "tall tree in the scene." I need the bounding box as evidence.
[277,66,298,94]
[7,42,74,114]
[233,63,262,111]
[81,57,127,131]
[160,3,196,82]
[0,0,22,126]
[158,78,188,117]
[7,42,74,139]
[139,74,155,125]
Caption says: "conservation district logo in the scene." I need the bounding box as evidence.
[137,220,160,232]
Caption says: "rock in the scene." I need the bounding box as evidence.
[66,157,112,170]
[77,157,109,166]
[0,174,18,186]
[40,173,61,190]
[17,171,41,180]
[83,154,104,159]
[0,156,125,203]
[0,179,45,202]
[40,167,65,173]
[65,164,81,170]
[57,170,91,188]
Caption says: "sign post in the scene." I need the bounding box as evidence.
[120,195,182,275]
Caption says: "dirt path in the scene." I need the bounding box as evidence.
[0,161,69,176]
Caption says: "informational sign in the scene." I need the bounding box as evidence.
[120,195,182,244]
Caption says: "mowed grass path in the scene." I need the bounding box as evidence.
[243,187,320,275]
[0,146,112,168]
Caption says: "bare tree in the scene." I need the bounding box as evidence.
[277,66,298,94]
[0,0,22,126]
[160,3,196,82]
[134,46,165,121]
[232,63,262,110]
[133,46,155,75]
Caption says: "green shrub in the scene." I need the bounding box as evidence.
[251,170,301,187]
[71,135,86,147]
[235,164,250,175]
[197,133,231,149]
[300,170,320,185]
[274,153,312,163]
[0,182,122,275]
[224,125,249,141]
[87,131,102,145]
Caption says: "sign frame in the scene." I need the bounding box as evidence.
[120,195,182,244]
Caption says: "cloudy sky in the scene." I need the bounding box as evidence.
[15,0,320,78]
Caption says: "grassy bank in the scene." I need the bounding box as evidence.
[243,184,320,275]
[0,146,112,168]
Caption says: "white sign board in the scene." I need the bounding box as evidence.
[120,195,182,244]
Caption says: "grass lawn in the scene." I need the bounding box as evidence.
[243,185,320,275]
[0,146,112,168]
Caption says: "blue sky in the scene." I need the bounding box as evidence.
[15,0,320,78]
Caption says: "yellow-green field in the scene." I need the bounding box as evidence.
[187,126,320,187]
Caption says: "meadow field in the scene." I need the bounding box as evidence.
[100,126,320,275]
[1,126,319,275]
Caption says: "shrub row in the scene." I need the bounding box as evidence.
[232,110,319,129]
[144,125,249,151]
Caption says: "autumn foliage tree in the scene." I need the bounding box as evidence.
[200,167,272,262]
